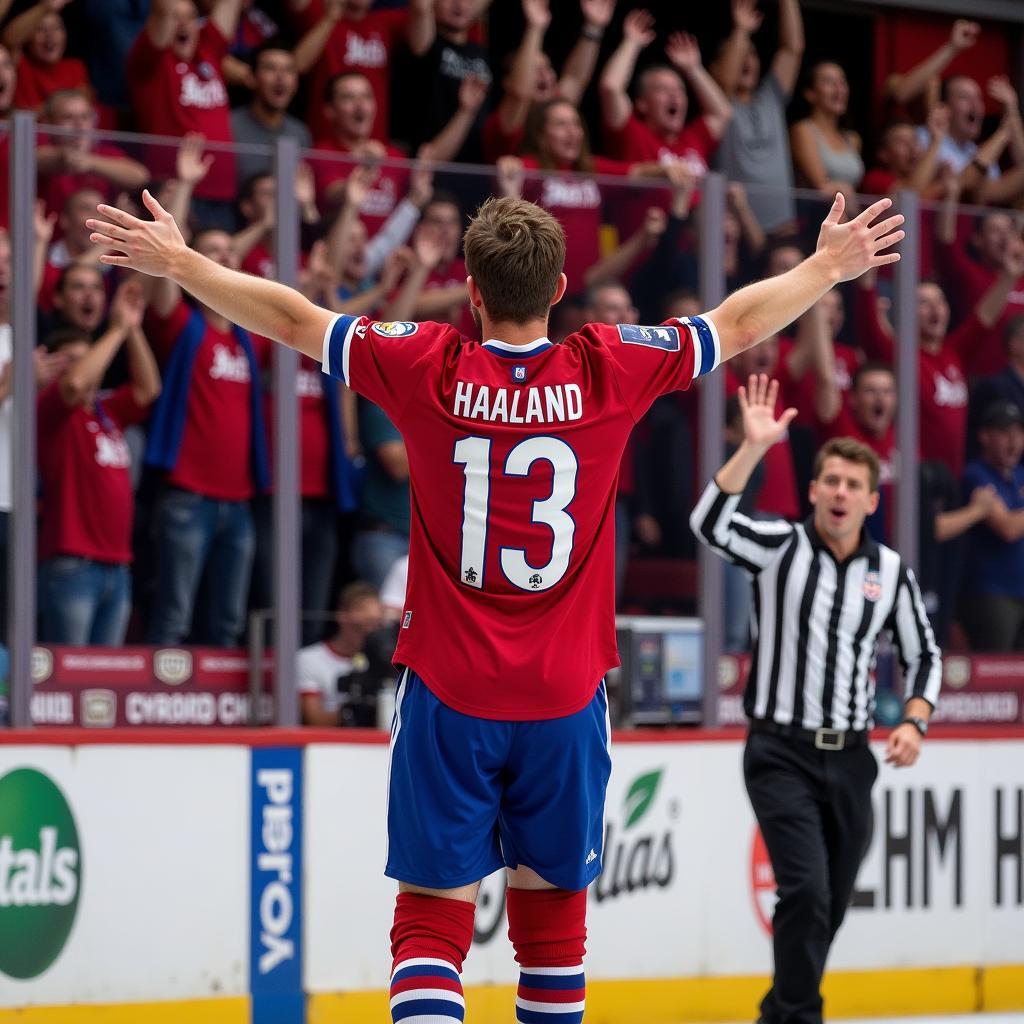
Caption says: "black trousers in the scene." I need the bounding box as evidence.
[743,731,878,1024]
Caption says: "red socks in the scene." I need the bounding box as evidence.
[506,887,588,1023]
[389,892,476,1023]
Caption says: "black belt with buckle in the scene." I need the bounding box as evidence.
[748,717,869,750]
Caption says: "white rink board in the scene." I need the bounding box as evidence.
[303,738,1024,990]
[0,745,248,1008]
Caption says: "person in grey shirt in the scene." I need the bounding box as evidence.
[712,0,804,233]
[230,42,312,188]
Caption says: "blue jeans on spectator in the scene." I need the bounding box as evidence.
[251,496,340,645]
[146,487,255,646]
[38,556,131,645]
[352,527,408,591]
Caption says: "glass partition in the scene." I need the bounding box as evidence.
[5,122,1023,731]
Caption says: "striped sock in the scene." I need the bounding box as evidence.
[515,964,586,1024]
[389,957,465,1023]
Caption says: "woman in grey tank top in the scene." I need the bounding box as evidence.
[790,61,865,199]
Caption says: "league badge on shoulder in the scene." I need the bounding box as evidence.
[617,323,680,351]
[372,321,418,338]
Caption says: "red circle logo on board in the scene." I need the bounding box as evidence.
[751,827,777,937]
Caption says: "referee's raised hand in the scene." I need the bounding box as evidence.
[738,374,798,450]
[815,193,905,283]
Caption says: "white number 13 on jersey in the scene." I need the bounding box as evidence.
[453,435,578,592]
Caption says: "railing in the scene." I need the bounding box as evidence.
[3,114,1018,728]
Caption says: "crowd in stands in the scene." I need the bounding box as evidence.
[1,0,1024,672]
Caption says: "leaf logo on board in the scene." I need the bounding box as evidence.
[594,768,675,903]
[624,769,663,830]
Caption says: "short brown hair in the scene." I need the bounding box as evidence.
[463,196,565,324]
[814,438,881,493]
[336,581,379,611]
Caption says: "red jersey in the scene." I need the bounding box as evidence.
[260,349,332,499]
[860,168,897,195]
[39,142,134,218]
[241,242,275,280]
[855,284,981,479]
[322,311,722,719]
[295,4,407,142]
[12,55,89,111]
[310,139,408,234]
[37,382,148,563]
[935,239,1024,377]
[424,257,475,337]
[127,22,235,201]
[604,113,717,174]
[781,339,861,429]
[482,110,524,162]
[520,156,630,295]
[148,302,255,500]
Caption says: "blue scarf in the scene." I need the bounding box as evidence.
[145,308,270,491]
[321,371,363,512]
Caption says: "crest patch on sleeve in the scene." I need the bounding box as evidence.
[371,321,419,338]
[616,324,680,351]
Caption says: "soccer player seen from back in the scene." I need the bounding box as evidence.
[88,187,903,1024]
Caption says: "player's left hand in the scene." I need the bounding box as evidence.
[884,723,922,768]
[87,190,188,279]
[815,194,904,283]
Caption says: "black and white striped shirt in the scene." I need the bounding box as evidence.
[691,481,942,730]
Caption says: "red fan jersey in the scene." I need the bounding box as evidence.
[323,313,721,719]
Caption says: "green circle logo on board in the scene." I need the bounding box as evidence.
[0,768,81,979]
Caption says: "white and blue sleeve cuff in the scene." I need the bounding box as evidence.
[679,314,721,378]
[322,313,360,385]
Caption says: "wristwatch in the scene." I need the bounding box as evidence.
[903,716,928,737]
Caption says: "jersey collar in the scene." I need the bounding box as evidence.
[481,337,553,359]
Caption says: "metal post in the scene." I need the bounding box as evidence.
[272,138,301,727]
[8,113,37,728]
[894,189,920,574]
[698,173,728,728]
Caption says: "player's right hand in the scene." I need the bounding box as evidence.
[87,190,188,280]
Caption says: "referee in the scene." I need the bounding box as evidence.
[691,375,941,1024]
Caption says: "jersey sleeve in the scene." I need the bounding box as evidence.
[599,313,721,422]
[320,313,439,425]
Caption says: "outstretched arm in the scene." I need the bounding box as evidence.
[709,194,903,363]
[294,0,342,74]
[599,9,655,132]
[208,0,244,43]
[711,0,763,99]
[559,0,616,106]
[884,19,979,107]
[88,191,334,362]
[689,374,797,571]
[666,33,732,139]
[771,0,804,96]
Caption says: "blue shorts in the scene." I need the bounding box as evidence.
[385,669,612,892]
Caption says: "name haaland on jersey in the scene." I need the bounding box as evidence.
[452,381,583,424]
